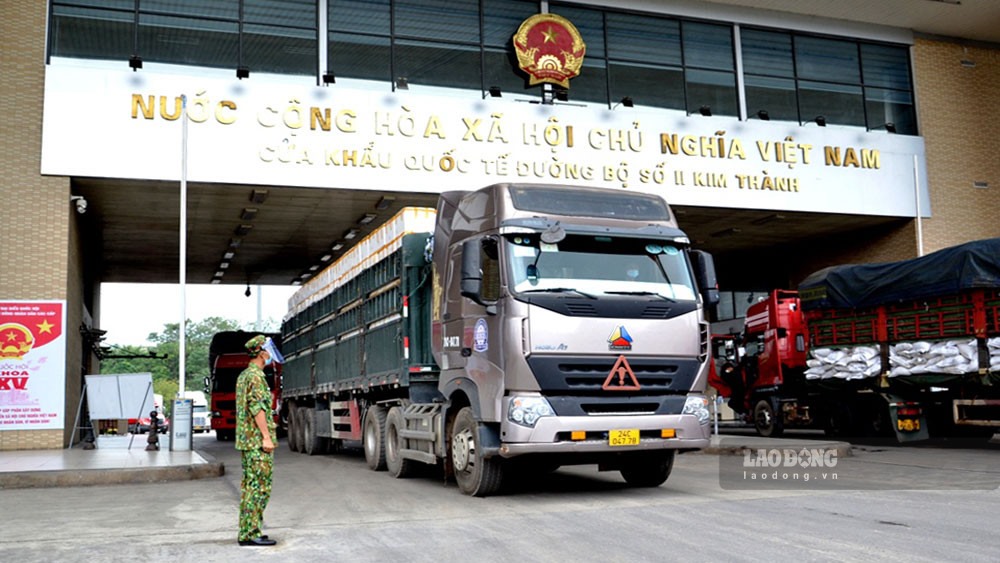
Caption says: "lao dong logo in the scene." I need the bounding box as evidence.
[736,447,840,484]
[744,448,838,469]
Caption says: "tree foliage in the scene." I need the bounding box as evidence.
[100,317,257,413]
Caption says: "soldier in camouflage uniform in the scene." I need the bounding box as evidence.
[236,334,283,547]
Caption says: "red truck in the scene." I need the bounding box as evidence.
[208,331,283,441]
[711,239,1000,442]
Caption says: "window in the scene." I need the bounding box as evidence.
[741,27,916,133]
[51,0,316,75]
[49,1,918,134]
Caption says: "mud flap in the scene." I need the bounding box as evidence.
[886,393,930,442]
[478,422,501,458]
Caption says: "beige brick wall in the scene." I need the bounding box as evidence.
[0,0,75,450]
[912,38,1000,251]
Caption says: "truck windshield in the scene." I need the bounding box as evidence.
[505,233,697,300]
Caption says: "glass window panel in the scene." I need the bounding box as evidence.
[141,0,239,20]
[795,36,860,83]
[861,44,911,90]
[563,59,607,104]
[551,4,605,58]
[744,75,798,122]
[740,28,793,77]
[607,12,680,66]
[798,80,864,126]
[244,24,315,75]
[138,13,238,68]
[393,0,479,43]
[245,0,316,28]
[330,33,391,81]
[57,0,133,9]
[683,21,733,71]
[484,48,534,97]
[395,40,481,90]
[609,61,684,111]
[483,0,538,47]
[329,0,390,35]
[50,6,133,60]
[865,87,917,135]
[686,68,737,116]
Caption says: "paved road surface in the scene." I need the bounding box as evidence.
[1,431,998,562]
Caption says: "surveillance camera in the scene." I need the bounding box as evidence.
[71,196,87,214]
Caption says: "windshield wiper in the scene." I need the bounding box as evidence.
[604,290,676,303]
[521,287,597,299]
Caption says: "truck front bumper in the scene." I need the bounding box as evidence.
[498,413,710,458]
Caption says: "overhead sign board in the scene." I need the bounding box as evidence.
[41,60,929,218]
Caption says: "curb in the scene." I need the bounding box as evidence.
[0,450,225,490]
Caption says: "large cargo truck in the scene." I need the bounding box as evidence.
[207,330,282,441]
[281,183,719,496]
[710,239,1000,441]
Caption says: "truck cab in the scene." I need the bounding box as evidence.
[431,183,719,494]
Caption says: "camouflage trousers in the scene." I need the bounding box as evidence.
[238,448,273,541]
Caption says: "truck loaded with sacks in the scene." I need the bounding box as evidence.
[710,238,1000,442]
[279,183,720,496]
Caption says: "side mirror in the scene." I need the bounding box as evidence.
[689,249,720,306]
[460,239,483,301]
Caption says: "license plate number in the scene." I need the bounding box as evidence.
[609,429,639,447]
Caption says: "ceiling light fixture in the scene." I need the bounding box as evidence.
[344,228,359,240]
[358,213,377,225]
[240,208,258,221]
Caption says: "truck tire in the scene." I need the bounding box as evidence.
[754,397,784,438]
[292,405,307,453]
[303,408,328,456]
[363,405,388,471]
[385,407,415,478]
[620,451,675,487]
[450,407,504,497]
[285,405,299,451]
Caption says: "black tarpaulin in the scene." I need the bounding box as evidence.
[798,238,1000,310]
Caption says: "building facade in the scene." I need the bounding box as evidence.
[1,0,997,450]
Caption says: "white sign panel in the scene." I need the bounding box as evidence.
[0,301,66,430]
[170,398,192,452]
[41,60,929,217]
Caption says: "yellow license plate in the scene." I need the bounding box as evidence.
[897,419,921,432]
[609,429,640,447]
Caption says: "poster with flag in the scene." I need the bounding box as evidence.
[0,301,66,430]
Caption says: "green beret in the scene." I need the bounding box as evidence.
[245,334,267,357]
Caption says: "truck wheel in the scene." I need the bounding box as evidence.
[303,408,328,456]
[292,406,307,453]
[386,407,415,478]
[450,407,504,497]
[754,397,784,438]
[285,406,298,451]
[363,405,388,471]
[620,451,675,487]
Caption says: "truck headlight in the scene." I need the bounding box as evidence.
[683,395,711,425]
[508,396,554,428]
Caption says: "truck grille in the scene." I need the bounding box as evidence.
[527,355,699,395]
